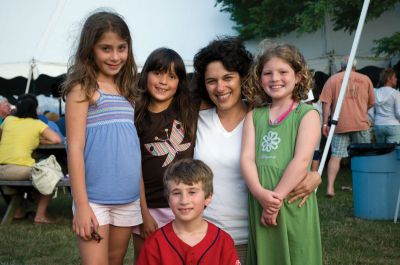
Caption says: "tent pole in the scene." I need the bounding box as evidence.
[318,0,371,175]
[24,60,34,94]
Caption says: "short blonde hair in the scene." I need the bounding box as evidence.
[163,158,213,198]
[45,111,60,122]
[243,43,313,108]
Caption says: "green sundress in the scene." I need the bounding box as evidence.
[247,103,322,265]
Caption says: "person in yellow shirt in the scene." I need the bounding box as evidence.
[0,94,61,224]
[0,96,11,125]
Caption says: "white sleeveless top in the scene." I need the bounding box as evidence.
[194,108,248,245]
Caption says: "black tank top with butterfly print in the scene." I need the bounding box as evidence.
[137,104,195,208]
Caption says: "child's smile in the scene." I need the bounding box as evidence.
[261,57,300,102]
[167,181,211,223]
[147,69,179,112]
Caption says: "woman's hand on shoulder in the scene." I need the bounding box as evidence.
[288,171,321,207]
[73,203,99,241]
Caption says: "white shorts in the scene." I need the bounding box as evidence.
[132,207,174,235]
[73,199,142,227]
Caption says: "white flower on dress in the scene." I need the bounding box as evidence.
[261,131,281,152]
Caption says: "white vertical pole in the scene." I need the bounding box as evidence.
[25,59,34,94]
[318,0,371,175]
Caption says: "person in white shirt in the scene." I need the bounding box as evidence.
[369,68,400,143]
[192,37,322,264]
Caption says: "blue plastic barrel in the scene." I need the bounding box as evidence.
[349,144,400,220]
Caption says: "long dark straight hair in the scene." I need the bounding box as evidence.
[135,48,198,141]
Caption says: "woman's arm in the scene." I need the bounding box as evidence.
[240,111,281,210]
[273,110,321,199]
[40,127,62,144]
[66,84,96,241]
[287,171,321,206]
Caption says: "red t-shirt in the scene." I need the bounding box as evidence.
[137,221,240,265]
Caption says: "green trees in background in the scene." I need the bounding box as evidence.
[216,0,400,56]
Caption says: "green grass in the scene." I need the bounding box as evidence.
[0,165,399,264]
[0,188,135,265]
[318,164,400,265]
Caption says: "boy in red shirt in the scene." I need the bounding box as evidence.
[137,158,240,265]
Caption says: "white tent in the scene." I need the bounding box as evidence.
[0,0,236,85]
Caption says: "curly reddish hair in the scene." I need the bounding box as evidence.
[243,43,313,108]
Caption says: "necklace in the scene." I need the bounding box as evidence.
[269,100,295,125]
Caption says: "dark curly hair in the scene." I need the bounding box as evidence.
[192,37,253,106]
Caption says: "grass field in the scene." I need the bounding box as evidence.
[0,164,399,265]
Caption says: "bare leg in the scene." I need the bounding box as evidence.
[109,226,133,265]
[14,207,25,219]
[79,225,109,265]
[34,194,53,223]
[132,234,144,265]
[326,156,341,197]
[311,159,320,172]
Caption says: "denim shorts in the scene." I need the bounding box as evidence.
[331,129,371,157]
[374,125,400,144]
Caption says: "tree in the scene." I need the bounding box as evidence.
[216,0,400,56]
[373,32,400,57]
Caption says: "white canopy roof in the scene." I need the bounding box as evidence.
[0,0,236,79]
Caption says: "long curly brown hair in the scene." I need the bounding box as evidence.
[62,11,137,104]
[243,43,313,108]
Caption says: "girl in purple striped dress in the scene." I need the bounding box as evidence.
[63,11,143,264]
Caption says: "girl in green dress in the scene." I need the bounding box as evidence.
[241,43,322,265]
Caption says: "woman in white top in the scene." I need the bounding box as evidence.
[192,37,321,264]
[370,68,400,143]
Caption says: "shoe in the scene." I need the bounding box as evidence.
[341,186,352,192]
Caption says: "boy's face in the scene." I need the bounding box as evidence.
[167,180,212,224]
